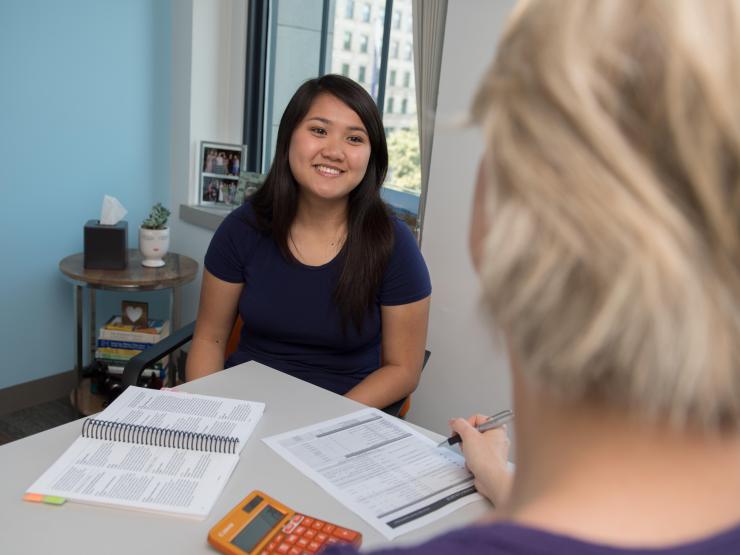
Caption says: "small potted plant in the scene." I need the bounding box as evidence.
[139,203,171,267]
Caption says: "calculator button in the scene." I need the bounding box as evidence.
[325,538,339,544]
[275,534,285,544]
[295,526,306,535]
[312,521,324,530]
[304,529,316,539]
[333,527,359,542]
[321,524,335,534]
[302,517,314,526]
[286,534,299,544]
[289,548,302,555]
[316,533,328,542]
[267,541,277,550]
[308,541,322,552]
[283,522,297,533]
[277,544,291,554]
[297,538,309,548]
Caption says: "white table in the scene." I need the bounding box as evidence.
[0,362,491,553]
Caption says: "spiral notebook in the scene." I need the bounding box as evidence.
[26,386,265,519]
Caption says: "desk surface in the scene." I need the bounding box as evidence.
[0,362,490,553]
[59,250,198,290]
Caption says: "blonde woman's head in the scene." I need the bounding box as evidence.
[473,0,740,430]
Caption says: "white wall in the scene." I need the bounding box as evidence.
[406,0,516,434]
[169,0,248,325]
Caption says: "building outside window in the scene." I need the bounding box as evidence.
[386,97,394,114]
[389,69,397,86]
[403,42,412,61]
[359,34,369,53]
[345,0,355,19]
[341,63,350,76]
[358,65,366,83]
[403,70,410,87]
[361,3,371,23]
[401,98,407,114]
[391,40,399,58]
[343,31,352,50]
[392,10,401,29]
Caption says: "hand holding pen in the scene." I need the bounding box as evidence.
[438,409,514,447]
[441,410,515,506]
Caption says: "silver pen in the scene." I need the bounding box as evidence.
[437,409,514,447]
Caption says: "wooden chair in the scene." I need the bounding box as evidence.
[122,319,429,418]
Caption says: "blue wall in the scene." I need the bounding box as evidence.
[0,0,172,389]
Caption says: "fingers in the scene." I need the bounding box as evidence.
[449,417,481,444]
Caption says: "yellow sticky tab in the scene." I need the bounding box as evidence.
[42,496,66,505]
[23,493,44,503]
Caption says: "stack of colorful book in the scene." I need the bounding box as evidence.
[96,316,171,379]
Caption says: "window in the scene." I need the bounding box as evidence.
[392,10,401,30]
[250,0,424,233]
[403,42,412,61]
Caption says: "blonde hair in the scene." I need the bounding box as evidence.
[473,0,740,430]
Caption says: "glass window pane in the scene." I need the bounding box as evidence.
[345,0,354,19]
[380,0,422,234]
[326,0,387,100]
[261,0,326,171]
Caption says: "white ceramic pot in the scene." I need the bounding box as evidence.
[139,226,170,267]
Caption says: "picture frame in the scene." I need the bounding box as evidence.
[199,141,246,208]
[121,300,149,327]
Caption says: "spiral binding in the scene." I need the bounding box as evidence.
[81,418,239,454]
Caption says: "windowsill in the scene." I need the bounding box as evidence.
[179,204,232,231]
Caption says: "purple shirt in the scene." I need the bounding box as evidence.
[324,521,740,555]
[204,201,431,394]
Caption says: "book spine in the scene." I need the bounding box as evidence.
[98,330,164,343]
[96,347,143,358]
[81,418,239,454]
[97,339,156,350]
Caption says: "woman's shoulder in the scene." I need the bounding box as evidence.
[389,216,419,252]
[326,520,740,555]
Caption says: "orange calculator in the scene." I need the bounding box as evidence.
[208,490,362,555]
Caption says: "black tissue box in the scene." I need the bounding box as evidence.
[84,220,128,270]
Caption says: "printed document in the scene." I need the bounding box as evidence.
[263,408,482,539]
[27,387,265,519]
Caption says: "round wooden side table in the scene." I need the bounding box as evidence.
[59,250,198,412]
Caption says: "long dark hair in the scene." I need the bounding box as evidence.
[250,74,394,331]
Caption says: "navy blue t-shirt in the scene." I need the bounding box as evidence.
[204,202,431,394]
[324,521,740,555]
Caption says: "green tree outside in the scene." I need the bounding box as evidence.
[386,126,421,194]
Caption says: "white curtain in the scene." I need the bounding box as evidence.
[412,0,447,244]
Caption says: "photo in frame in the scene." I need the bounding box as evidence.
[199,142,246,208]
[121,300,148,327]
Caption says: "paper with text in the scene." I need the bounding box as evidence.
[263,409,482,539]
[27,387,265,519]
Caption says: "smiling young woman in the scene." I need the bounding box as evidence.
[186,75,431,410]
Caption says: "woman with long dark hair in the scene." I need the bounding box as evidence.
[186,75,431,409]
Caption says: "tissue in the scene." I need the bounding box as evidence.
[100,195,127,225]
